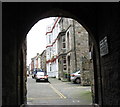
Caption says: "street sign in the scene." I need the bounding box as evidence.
[99,36,109,57]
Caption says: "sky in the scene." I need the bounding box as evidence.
[27,17,55,66]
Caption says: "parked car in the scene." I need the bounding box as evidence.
[35,71,48,82]
[70,70,81,84]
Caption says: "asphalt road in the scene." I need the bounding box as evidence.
[26,75,92,105]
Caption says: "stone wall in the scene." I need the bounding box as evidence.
[58,18,90,82]
[97,4,120,106]
[2,3,120,106]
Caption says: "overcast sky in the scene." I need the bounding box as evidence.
[27,17,55,66]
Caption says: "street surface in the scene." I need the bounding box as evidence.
[26,75,92,105]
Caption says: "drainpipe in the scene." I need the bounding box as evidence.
[73,19,77,72]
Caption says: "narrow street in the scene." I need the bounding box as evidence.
[26,75,92,105]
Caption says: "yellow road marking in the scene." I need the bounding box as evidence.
[49,84,66,99]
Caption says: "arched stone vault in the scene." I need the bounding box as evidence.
[2,2,120,106]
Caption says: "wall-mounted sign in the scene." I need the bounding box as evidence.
[99,36,109,57]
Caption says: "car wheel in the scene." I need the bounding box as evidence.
[75,78,80,84]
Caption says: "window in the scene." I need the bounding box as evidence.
[62,35,66,49]
[49,34,51,43]
[63,56,67,70]
[63,57,66,63]
[67,31,69,37]
[63,43,66,48]
[49,48,51,58]
[62,36,65,42]
[63,65,67,70]
[50,64,52,71]
[67,31,70,49]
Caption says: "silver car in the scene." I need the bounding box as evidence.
[35,71,48,82]
[70,70,81,84]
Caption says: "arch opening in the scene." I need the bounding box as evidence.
[2,3,120,107]
[19,8,101,106]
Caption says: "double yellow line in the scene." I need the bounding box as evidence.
[49,84,66,99]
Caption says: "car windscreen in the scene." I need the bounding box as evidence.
[37,72,45,76]
[73,70,81,74]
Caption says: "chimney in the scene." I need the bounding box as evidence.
[37,53,39,56]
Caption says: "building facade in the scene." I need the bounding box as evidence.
[37,54,41,70]
[40,50,46,72]
[46,17,60,78]
[57,17,90,81]
[46,17,90,81]
[30,53,40,73]
[31,58,34,72]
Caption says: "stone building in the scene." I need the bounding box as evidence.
[2,3,120,106]
[30,53,40,72]
[57,18,68,80]
[37,54,41,70]
[30,58,34,72]
[30,50,46,74]
[34,53,39,70]
[57,17,90,81]
[46,17,90,81]
[40,50,47,72]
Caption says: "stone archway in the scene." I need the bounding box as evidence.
[2,3,119,107]
[2,4,101,106]
[24,10,101,106]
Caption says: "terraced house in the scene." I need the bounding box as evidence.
[46,17,90,81]
[46,17,60,78]
[2,3,120,106]
[30,50,46,73]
